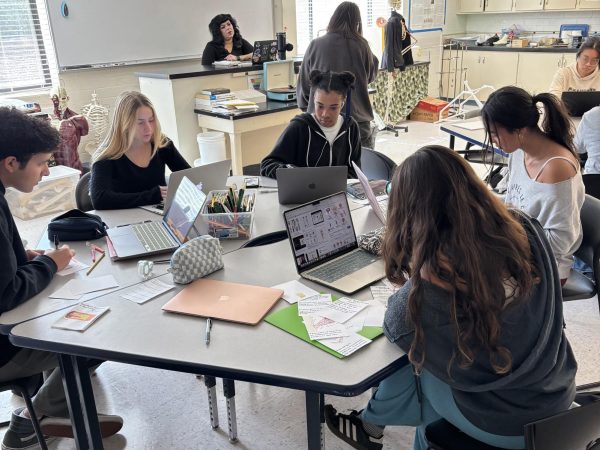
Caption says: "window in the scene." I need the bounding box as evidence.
[295,0,392,57]
[0,0,58,94]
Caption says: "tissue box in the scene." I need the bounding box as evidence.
[199,190,256,239]
[410,97,449,123]
[6,165,80,220]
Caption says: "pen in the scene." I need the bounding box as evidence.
[53,234,59,250]
[205,318,212,346]
[86,251,105,276]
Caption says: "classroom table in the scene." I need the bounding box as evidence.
[196,101,300,175]
[9,205,404,450]
[439,117,507,158]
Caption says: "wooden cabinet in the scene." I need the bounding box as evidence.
[514,0,544,10]
[462,51,519,101]
[515,53,571,94]
[484,0,514,11]
[544,0,577,8]
[459,0,484,12]
[577,0,600,8]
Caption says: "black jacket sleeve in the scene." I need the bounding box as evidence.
[260,122,303,178]
[160,141,191,172]
[202,42,219,65]
[0,208,57,314]
[90,159,162,210]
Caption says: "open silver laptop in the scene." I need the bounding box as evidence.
[108,177,206,260]
[352,161,387,225]
[283,191,384,294]
[140,159,230,215]
[276,166,347,205]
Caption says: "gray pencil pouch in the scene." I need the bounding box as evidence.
[169,235,224,284]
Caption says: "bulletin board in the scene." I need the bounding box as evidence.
[407,0,446,32]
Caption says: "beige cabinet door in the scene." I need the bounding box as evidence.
[462,51,518,101]
[516,53,569,94]
[460,0,484,12]
[544,0,577,8]
[514,0,544,10]
[484,0,514,11]
[577,0,600,8]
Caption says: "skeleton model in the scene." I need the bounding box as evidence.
[80,92,109,156]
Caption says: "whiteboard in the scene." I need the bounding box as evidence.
[46,0,274,70]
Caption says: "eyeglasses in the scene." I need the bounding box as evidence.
[579,55,600,65]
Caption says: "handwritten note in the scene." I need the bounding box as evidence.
[318,333,372,356]
[302,315,348,340]
[297,294,332,315]
[57,258,89,276]
[120,279,175,304]
[320,297,368,323]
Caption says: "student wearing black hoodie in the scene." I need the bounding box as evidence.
[325,146,576,450]
[0,108,123,450]
[260,70,361,179]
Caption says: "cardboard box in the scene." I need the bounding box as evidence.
[5,165,80,220]
[511,39,529,48]
[410,98,449,122]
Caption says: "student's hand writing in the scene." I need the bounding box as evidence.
[46,245,75,272]
[225,54,238,61]
[160,185,168,199]
[26,249,45,261]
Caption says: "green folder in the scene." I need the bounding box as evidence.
[264,302,383,359]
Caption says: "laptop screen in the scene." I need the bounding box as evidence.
[284,192,358,270]
[163,176,206,243]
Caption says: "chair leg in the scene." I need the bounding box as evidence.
[16,386,48,450]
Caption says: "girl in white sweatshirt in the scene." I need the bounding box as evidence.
[549,36,600,97]
[482,86,585,284]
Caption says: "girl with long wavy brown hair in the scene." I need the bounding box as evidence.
[325,146,576,450]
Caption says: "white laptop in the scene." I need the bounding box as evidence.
[352,162,387,225]
[108,177,206,260]
[276,166,347,205]
[140,159,231,215]
[283,191,385,294]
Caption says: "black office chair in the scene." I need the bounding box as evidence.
[562,194,600,307]
[0,377,48,450]
[583,174,600,200]
[240,230,288,248]
[426,392,600,450]
[360,148,397,181]
[242,164,261,176]
[75,172,93,212]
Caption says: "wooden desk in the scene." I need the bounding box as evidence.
[196,101,300,175]
[9,205,403,450]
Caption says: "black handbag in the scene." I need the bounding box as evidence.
[47,209,107,241]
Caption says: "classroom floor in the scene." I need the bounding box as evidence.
[2,120,599,450]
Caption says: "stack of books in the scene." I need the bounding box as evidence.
[195,88,236,110]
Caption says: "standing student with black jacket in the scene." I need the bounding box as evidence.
[90,91,190,210]
[260,70,361,179]
[0,108,123,450]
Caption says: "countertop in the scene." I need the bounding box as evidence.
[452,45,578,53]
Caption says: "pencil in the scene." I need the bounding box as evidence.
[86,251,105,276]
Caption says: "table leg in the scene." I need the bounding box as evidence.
[57,355,89,450]
[73,356,104,449]
[449,135,455,150]
[222,379,237,442]
[204,375,219,429]
[228,132,244,176]
[305,391,322,450]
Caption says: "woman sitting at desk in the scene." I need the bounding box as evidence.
[90,91,190,210]
[260,70,361,179]
[201,14,253,65]
[482,86,584,285]
[549,36,600,97]
[324,146,576,450]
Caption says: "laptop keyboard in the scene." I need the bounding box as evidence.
[305,250,378,283]
[133,222,176,252]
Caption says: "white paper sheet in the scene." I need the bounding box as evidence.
[56,258,89,276]
[51,303,110,331]
[317,333,372,356]
[49,275,119,300]
[302,315,349,340]
[320,297,368,323]
[354,300,386,327]
[120,279,175,304]
[271,280,320,304]
[297,294,332,315]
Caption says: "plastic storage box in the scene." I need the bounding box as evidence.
[5,165,80,220]
[198,189,256,239]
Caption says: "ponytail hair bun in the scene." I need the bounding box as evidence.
[309,70,355,97]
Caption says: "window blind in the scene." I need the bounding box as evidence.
[295,0,392,55]
[0,0,58,94]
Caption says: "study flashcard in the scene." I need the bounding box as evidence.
[354,300,386,328]
[302,315,348,341]
[297,293,332,315]
[271,280,320,304]
[319,297,368,323]
[317,332,372,356]
[120,278,175,304]
[51,303,110,331]
[57,258,89,276]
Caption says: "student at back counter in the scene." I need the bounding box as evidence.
[201,14,253,65]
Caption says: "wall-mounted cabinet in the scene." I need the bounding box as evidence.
[514,0,544,10]
[544,0,577,9]
[578,0,600,8]
[483,0,514,11]
[459,0,484,12]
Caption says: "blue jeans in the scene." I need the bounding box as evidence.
[361,364,525,450]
